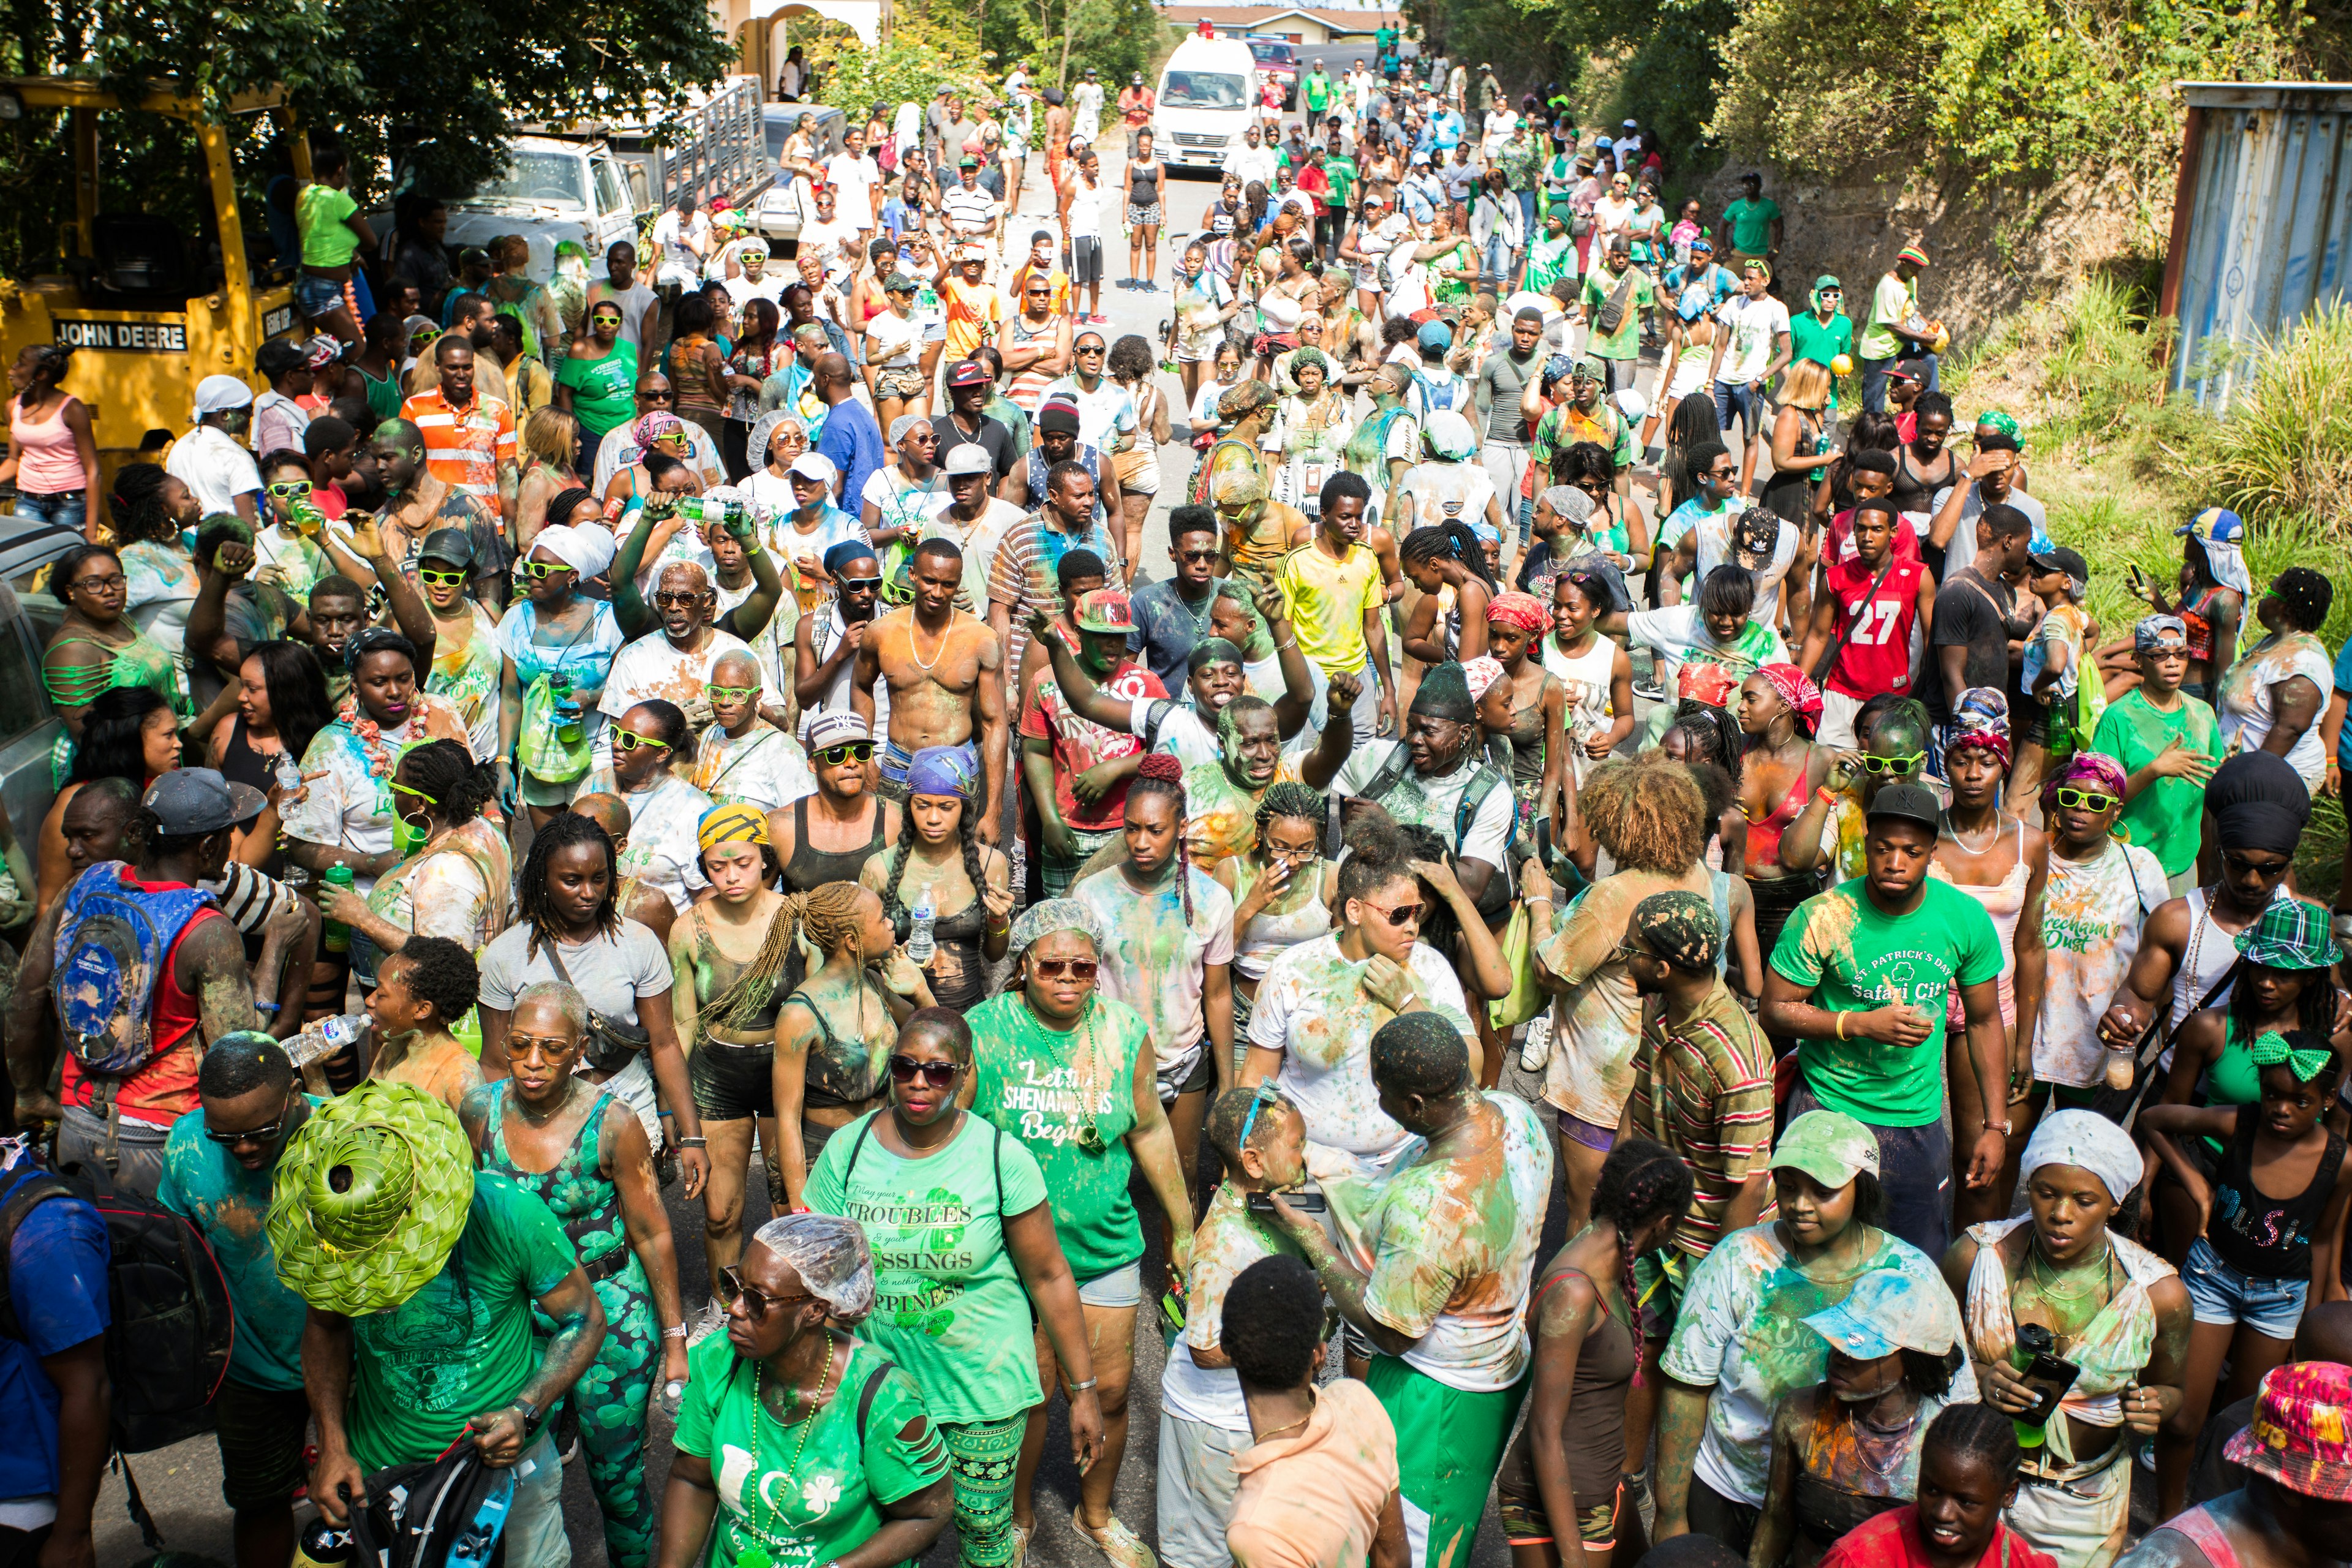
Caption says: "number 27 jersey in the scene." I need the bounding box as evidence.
[1822,557,1928,701]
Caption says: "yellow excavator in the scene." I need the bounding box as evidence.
[0,77,307,496]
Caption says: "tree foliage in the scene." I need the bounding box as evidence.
[800,9,996,118]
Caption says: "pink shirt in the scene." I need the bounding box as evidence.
[1227,1380,1399,1568]
[10,394,88,494]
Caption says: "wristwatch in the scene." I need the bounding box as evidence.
[510,1396,541,1425]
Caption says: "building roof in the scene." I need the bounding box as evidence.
[1159,6,1401,36]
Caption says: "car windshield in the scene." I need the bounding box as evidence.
[471,150,588,209]
[1246,41,1295,67]
[1163,71,1248,109]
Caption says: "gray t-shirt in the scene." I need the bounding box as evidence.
[1931,482,2047,579]
[1479,345,1540,447]
[477,919,673,1028]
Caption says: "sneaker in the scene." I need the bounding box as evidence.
[1072,1506,1157,1568]
[1518,1013,1553,1072]
[686,1295,728,1346]
[1633,676,1665,701]
[1090,312,1112,326]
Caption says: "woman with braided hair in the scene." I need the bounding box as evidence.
[671,802,792,1283]
[1499,1138,1693,1568]
[860,744,1014,1012]
[1398,518,1496,669]
[766,878,936,1209]
[1072,752,1237,1199]
[1215,780,1337,1061]
[477,809,706,1198]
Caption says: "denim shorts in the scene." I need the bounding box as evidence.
[295,273,347,317]
[2182,1235,2307,1339]
[1077,1259,1144,1308]
[9,490,85,532]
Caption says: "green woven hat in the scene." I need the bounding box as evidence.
[270,1079,475,1316]
[2237,898,2345,972]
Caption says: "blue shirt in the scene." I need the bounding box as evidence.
[156,1104,320,1392]
[1127,576,1231,689]
[1430,110,1464,149]
[880,199,919,240]
[2334,641,2352,770]
[0,1159,110,1505]
[818,396,888,521]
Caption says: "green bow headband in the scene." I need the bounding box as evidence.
[2251,1030,2335,1084]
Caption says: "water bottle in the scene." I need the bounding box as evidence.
[320,864,355,953]
[285,1014,371,1071]
[274,750,304,798]
[293,1517,355,1568]
[907,888,937,964]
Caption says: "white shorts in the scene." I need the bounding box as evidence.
[1818,687,1866,749]
[1077,1259,1144,1308]
[1664,356,1711,405]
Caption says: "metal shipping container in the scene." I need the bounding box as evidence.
[2162,82,2352,409]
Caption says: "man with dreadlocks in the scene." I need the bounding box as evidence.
[1073,752,1238,1203]
[1264,1007,1552,1568]
[761,880,935,1210]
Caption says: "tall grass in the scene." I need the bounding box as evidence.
[2171,301,2352,534]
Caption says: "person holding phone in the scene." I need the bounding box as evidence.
[1944,1110,2193,1568]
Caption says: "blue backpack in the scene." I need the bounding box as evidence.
[51,862,217,1077]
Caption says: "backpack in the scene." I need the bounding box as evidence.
[51,862,217,1077]
[1333,742,1516,922]
[0,1157,236,1547]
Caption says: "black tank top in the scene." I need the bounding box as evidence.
[785,794,889,892]
[1890,442,1953,518]
[218,717,279,796]
[1130,159,1161,208]
[2209,1112,2345,1278]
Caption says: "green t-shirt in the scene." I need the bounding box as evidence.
[1433,240,1480,307]
[966,992,1148,1280]
[1723,196,1781,256]
[156,1101,322,1392]
[555,341,643,437]
[344,1174,577,1472]
[298,183,362,270]
[1770,880,2003,1126]
[2092,688,2224,877]
[1858,271,1916,361]
[1305,73,1333,110]
[673,1334,949,1568]
[1788,310,1855,369]
[1581,266,1657,361]
[805,1110,1052,1427]
[1324,154,1358,213]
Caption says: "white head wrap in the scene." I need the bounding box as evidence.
[533,523,616,580]
[1460,655,1506,702]
[2199,535,2253,598]
[2019,1110,2143,1204]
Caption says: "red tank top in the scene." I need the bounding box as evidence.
[59,872,227,1127]
[1821,556,1927,701]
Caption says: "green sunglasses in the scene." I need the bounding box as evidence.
[613,731,671,755]
[2053,787,2119,813]
[417,567,469,587]
[816,741,875,765]
[515,559,573,580]
[1856,751,1927,777]
[263,480,311,499]
[706,685,760,703]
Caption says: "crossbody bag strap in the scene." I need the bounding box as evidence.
[1807,562,1896,686]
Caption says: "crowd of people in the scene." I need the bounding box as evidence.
[7,34,2352,1568]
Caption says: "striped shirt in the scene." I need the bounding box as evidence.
[986,510,1125,675]
[1622,978,1776,1260]
[399,386,516,501]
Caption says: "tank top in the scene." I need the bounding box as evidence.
[1129,159,1162,208]
[1505,671,1559,797]
[783,979,891,1107]
[692,905,791,1038]
[885,869,991,1012]
[1821,556,1926,701]
[666,333,726,415]
[1932,820,2029,1030]
[1234,858,1335,981]
[484,1084,639,1281]
[2206,1110,2345,1278]
[2169,886,2277,1033]
[1542,632,1616,785]
[357,362,405,424]
[1535,1267,1638,1504]
[1008,316,1060,412]
[1743,761,1811,873]
[217,717,282,797]
[1890,442,1951,517]
[1068,178,1105,239]
[786,794,889,892]
[9,394,86,495]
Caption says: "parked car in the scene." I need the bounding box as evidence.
[1243,36,1299,110]
[752,104,851,252]
[0,508,109,856]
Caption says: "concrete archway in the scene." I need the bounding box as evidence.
[729,0,891,89]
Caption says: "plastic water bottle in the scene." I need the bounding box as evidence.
[320,864,355,953]
[907,888,937,965]
[285,1014,371,1071]
[273,750,304,797]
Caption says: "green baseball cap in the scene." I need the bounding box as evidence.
[1770,1109,1881,1187]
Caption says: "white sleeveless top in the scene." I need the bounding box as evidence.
[1235,862,1335,981]
[1542,632,1618,784]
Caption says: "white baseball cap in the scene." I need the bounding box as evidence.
[788,452,839,484]
[194,374,254,418]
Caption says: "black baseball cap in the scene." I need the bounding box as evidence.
[418,527,475,568]
[1864,783,1941,833]
[2029,545,2089,580]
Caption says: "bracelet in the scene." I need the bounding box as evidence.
[1983,1118,2013,1136]
[1275,635,1297,650]
[1815,786,1839,808]
[663,1324,688,1339]
[658,1110,675,1120]
[1835,1011,1847,1039]
[255,1001,281,1014]
[678,1136,708,1148]
[1066,1376,1099,1395]
[510,1396,541,1424]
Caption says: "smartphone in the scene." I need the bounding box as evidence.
[2126,562,2154,598]
[1246,1190,1326,1215]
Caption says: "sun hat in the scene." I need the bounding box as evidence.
[1770,1109,1881,1186]
[2225,1362,2352,1501]
[268,1080,475,1316]
[1803,1268,1962,1360]
[1073,588,1135,634]
[2237,897,2345,971]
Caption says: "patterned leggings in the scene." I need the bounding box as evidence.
[941,1414,1025,1567]
[565,1265,661,1568]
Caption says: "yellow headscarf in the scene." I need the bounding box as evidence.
[697,802,770,853]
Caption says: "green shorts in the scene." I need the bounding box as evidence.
[1365,1354,1528,1568]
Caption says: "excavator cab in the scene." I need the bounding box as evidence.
[0,78,309,496]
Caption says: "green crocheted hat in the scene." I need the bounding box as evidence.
[269,1079,475,1316]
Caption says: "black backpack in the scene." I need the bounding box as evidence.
[0,1162,236,1457]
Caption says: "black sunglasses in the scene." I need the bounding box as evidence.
[817,741,875,764]
[890,1055,962,1087]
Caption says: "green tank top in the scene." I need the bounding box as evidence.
[2201,1017,2264,1156]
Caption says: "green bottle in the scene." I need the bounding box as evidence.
[2010,1321,2056,1450]
[321,864,356,954]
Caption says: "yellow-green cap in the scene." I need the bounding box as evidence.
[1769,1109,1881,1188]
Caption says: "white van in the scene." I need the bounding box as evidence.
[1153,36,1258,174]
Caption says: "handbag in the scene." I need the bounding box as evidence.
[1486,903,1547,1030]
[1591,267,1639,339]
[543,939,651,1073]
